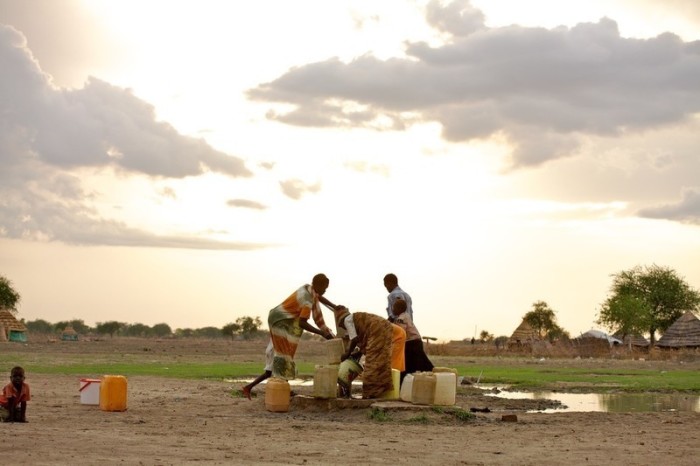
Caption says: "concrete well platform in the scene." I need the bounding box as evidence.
[291,395,442,411]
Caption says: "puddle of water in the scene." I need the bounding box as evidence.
[480,385,700,413]
[227,379,699,413]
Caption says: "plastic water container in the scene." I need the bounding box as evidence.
[79,378,101,405]
[324,338,345,365]
[400,373,414,402]
[337,358,363,389]
[313,365,339,399]
[100,375,128,412]
[433,372,457,406]
[411,371,436,405]
[380,368,400,400]
[265,377,291,412]
[432,366,459,388]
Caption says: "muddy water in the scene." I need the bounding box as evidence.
[231,378,700,413]
[484,388,700,413]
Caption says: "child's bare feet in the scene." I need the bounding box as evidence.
[242,386,252,400]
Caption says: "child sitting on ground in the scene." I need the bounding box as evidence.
[0,366,31,422]
[392,299,433,383]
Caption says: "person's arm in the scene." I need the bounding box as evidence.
[340,314,359,360]
[341,337,359,361]
[299,318,332,339]
[386,294,396,320]
[318,295,338,310]
[311,300,335,338]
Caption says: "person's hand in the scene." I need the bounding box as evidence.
[323,331,334,340]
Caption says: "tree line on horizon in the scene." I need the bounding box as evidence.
[20,316,265,341]
[3,265,700,346]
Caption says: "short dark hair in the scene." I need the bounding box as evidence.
[11,366,24,377]
[312,273,329,287]
[384,273,398,285]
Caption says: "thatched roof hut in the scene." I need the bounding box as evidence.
[508,319,540,346]
[612,331,650,347]
[657,311,700,348]
[62,325,79,341]
[0,309,28,342]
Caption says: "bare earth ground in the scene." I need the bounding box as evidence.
[4,338,700,465]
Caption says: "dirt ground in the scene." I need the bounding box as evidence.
[4,337,700,465]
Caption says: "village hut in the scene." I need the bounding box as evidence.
[61,325,79,341]
[508,319,540,347]
[657,311,700,348]
[0,309,28,342]
[612,331,650,348]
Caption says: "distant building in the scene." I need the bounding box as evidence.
[0,309,28,342]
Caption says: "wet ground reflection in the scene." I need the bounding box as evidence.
[482,387,700,413]
[228,378,699,413]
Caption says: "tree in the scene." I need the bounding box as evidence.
[26,319,54,334]
[123,323,152,337]
[598,293,651,344]
[221,322,241,340]
[175,328,194,338]
[193,326,220,338]
[479,330,494,342]
[96,321,125,338]
[234,316,263,340]
[151,323,172,338]
[522,301,568,342]
[0,275,21,313]
[598,265,700,346]
[493,335,509,349]
[523,301,557,340]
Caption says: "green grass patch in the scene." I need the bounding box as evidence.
[2,350,698,393]
[368,407,391,422]
[405,413,430,424]
[0,350,321,380]
[454,365,700,392]
[431,406,474,422]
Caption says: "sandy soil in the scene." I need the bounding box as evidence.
[4,338,699,465]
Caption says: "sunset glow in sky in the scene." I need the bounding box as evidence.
[2,0,700,341]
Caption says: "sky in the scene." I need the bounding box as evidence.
[1,0,700,341]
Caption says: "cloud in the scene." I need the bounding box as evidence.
[638,188,700,224]
[343,160,390,177]
[1,26,250,178]
[248,1,700,168]
[425,0,485,37]
[279,179,322,200]
[0,25,262,250]
[226,199,267,210]
[158,187,177,200]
